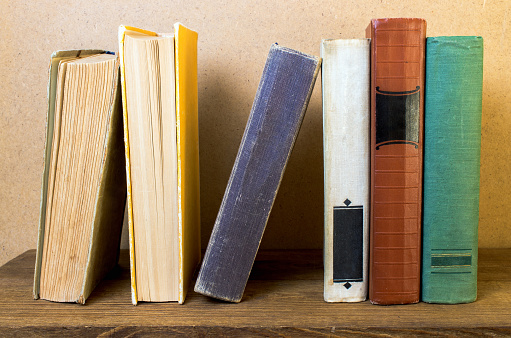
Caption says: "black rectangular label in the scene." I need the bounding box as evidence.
[431,254,472,268]
[333,206,363,283]
[375,86,420,149]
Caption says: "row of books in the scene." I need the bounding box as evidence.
[323,19,483,305]
[32,18,482,306]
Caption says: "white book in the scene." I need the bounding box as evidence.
[321,39,370,302]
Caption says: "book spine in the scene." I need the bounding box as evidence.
[369,18,426,305]
[321,39,370,302]
[422,36,483,304]
[34,53,62,300]
[195,44,321,302]
[174,22,201,305]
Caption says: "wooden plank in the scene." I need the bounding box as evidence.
[0,249,509,335]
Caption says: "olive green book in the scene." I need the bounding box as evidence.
[33,50,126,304]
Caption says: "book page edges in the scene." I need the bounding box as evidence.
[79,65,126,304]
[33,49,106,300]
[175,22,200,304]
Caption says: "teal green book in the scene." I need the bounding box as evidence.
[422,36,483,304]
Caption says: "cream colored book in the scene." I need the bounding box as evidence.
[33,50,126,304]
[322,39,370,302]
[119,23,200,304]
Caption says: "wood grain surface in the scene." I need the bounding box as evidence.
[0,249,510,336]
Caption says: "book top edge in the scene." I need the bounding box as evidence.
[371,17,426,23]
[50,50,109,59]
[322,38,370,45]
[174,22,198,36]
[70,53,117,64]
[119,24,197,42]
[119,25,157,37]
[271,43,320,62]
[371,18,426,35]
[426,36,483,50]
[427,36,483,42]
[124,34,174,41]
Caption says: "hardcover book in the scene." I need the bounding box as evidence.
[321,39,370,302]
[119,23,200,304]
[33,50,126,304]
[368,18,426,305]
[195,44,321,302]
[422,36,483,304]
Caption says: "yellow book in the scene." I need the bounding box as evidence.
[118,23,200,304]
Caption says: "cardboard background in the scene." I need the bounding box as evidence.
[1,0,509,266]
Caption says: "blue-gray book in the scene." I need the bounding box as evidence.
[194,44,321,302]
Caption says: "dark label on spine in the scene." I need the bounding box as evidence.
[431,255,471,267]
[333,205,363,283]
[375,86,420,149]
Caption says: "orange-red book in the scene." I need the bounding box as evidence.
[368,18,426,305]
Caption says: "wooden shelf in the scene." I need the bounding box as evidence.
[1,249,510,335]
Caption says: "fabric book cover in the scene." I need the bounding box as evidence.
[195,43,321,302]
[118,23,200,305]
[422,36,483,304]
[321,39,370,302]
[368,18,426,305]
[33,50,126,304]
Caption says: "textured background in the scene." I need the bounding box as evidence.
[1,0,509,266]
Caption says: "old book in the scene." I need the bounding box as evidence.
[422,36,483,304]
[194,44,321,302]
[368,18,426,305]
[119,23,200,304]
[321,39,370,302]
[33,50,126,304]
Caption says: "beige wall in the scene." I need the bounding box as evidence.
[1,0,510,266]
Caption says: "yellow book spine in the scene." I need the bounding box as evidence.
[174,22,200,304]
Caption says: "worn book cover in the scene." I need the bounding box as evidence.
[195,44,321,302]
[422,36,483,304]
[118,23,200,305]
[321,39,370,302]
[368,18,426,305]
[33,50,126,304]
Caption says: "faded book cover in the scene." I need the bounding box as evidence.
[321,39,370,302]
[195,44,321,302]
[422,36,483,304]
[368,18,426,305]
